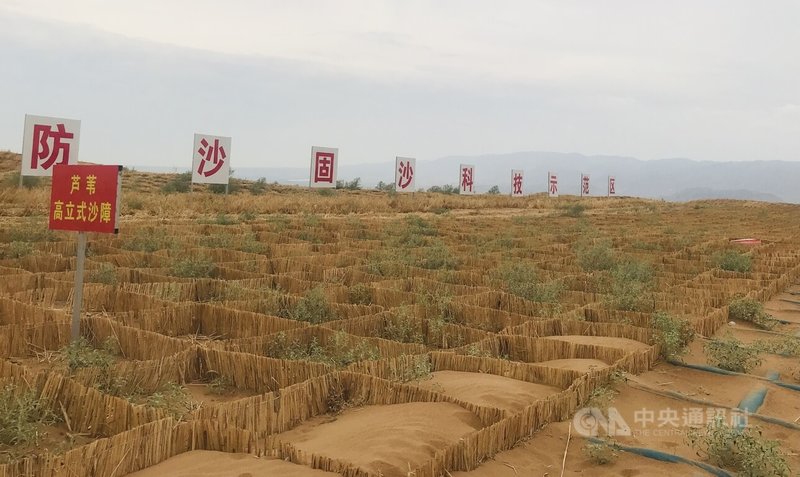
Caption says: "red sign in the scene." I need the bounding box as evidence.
[49,164,122,234]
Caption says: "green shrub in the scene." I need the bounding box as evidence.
[418,242,459,270]
[122,228,175,252]
[375,181,395,192]
[2,241,34,259]
[576,240,616,271]
[285,287,337,324]
[348,284,373,305]
[88,262,117,285]
[486,185,500,195]
[605,260,655,312]
[61,337,117,372]
[213,213,238,225]
[704,335,762,373]
[0,384,57,447]
[427,184,459,194]
[391,355,432,383]
[169,256,216,278]
[161,172,192,193]
[492,262,564,303]
[751,336,800,357]
[712,250,751,273]
[382,309,423,344]
[335,177,361,190]
[145,383,197,420]
[651,311,695,360]
[206,376,235,395]
[249,177,268,195]
[686,416,790,476]
[728,298,777,330]
[266,331,379,367]
[563,203,587,218]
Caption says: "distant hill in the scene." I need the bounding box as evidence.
[229,151,800,203]
[666,187,784,203]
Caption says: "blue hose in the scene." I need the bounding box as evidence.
[736,386,767,416]
[586,437,733,477]
[667,360,800,393]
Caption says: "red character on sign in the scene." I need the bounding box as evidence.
[31,123,74,170]
[582,176,590,195]
[549,175,558,195]
[197,138,227,177]
[609,178,616,195]
[461,167,474,193]
[397,160,414,190]
[314,152,335,183]
[512,173,523,195]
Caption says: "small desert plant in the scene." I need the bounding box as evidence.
[563,202,587,218]
[576,240,616,271]
[286,287,337,324]
[161,171,192,193]
[583,440,619,465]
[2,241,34,259]
[486,185,501,195]
[88,262,117,285]
[651,311,695,360]
[145,383,197,420]
[169,256,216,278]
[427,184,459,194]
[122,228,175,252]
[704,334,762,373]
[463,343,492,358]
[418,242,459,270]
[249,177,268,195]
[206,375,235,395]
[213,213,237,225]
[335,177,361,190]
[0,384,57,447]
[686,416,790,477]
[712,250,751,273]
[348,283,373,305]
[267,332,379,367]
[61,337,117,372]
[391,355,433,383]
[751,336,800,357]
[728,297,778,330]
[382,309,423,344]
[492,262,564,303]
[605,260,655,312]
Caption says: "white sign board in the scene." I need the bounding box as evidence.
[511,170,524,197]
[310,146,338,188]
[21,114,81,177]
[459,164,475,195]
[395,157,416,192]
[548,171,559,198]
[608,176,616,196]
[581,174,590,197]
[192,134,231,184]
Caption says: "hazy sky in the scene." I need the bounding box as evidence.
[1,1,798,169]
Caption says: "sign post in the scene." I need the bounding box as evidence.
[310,146,339,188]
[459,164,475,195]
[49,164,122,342]
[548,171,558,198]
[608,176,616,197]
[192,133,231,192]
[20,114,81,187]
[511,170,524,197]
[395,157,416,192]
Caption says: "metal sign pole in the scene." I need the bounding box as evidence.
[71,231,87,342]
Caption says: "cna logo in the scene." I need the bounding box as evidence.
[572,407,632,437]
